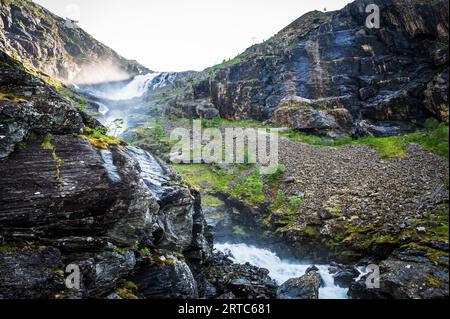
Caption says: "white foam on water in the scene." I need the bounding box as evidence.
[215,242,349,299]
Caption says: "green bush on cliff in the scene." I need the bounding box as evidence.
[80,127,126,149]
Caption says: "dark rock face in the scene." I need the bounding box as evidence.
[132,254,199,299]
[166,0,449,137]
[349,249,449,299]
[0,51,83,159]
[0,50,212,299]
[0,0,148,83]
[0,247,65,299]
[201,251,278,299]
[329,263,360,288]
[276,266,322,299]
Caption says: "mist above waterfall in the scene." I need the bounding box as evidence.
[70,59,138,85]
[90,73,161,100]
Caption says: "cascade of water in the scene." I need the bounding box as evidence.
[91,73,160,100]
[215,243,350,299]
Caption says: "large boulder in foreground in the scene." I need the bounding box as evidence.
[277,266,322,299]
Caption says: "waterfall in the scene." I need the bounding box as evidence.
[92,73,160,101]
[215,243,350,299]
[151,72,177,90]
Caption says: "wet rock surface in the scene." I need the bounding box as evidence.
[349,248,449,299]
[277,266,322,299]
[201,251,278,299]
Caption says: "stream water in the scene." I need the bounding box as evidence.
[84,73,351,300]
[215,243,349,299]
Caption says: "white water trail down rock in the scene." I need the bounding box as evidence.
[215,243,349,299]
[94,73,160,101]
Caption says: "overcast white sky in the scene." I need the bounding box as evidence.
[34,0,351,72]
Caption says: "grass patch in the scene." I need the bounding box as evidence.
[202,195,225,207]
[230,169,265,207]
[282,123,449,159]
[197,117,448,159]
[131,120,174,153]
[41,133,64,181]
[173,164,236,193]
[266,164,286,185]
[80,127,126,149]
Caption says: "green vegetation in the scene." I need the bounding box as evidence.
[173,163,267,208]
[282,123,449,159]
[201,118,268,129]
[139,247,151,255]
[202,195,225,207]
[267,164,286,185]
[41,133,64,181]
[194,117,449,160]
[230,169,265,207]
[288,196,302,209]
[80,127,126,149]
[0,242,22,253]
[130,120,174,152]
[58,88,86,112]
[152,87,187,103]
[0,242,46,253]
[329,202,343,217]
[173,164,236,194]
[204,52,249,77]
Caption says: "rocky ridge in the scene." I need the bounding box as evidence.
[151,0,448,137]
[0,0,149,84]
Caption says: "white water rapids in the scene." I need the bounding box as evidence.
[215,243,349,299]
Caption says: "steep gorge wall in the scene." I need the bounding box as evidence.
[174,0,449,137]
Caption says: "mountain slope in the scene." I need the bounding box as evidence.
[0,0,149,84]
[164,0,449,137]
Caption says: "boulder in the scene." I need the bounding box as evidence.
[133,256,199,299]
[277,266,322,299]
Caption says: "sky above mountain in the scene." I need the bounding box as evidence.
[34,0,351,72]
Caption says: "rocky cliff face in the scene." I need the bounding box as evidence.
[0,0,149,84]
[0,50,212,299]
[167,0,448,137]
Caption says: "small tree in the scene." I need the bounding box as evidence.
[112,118,124,136]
